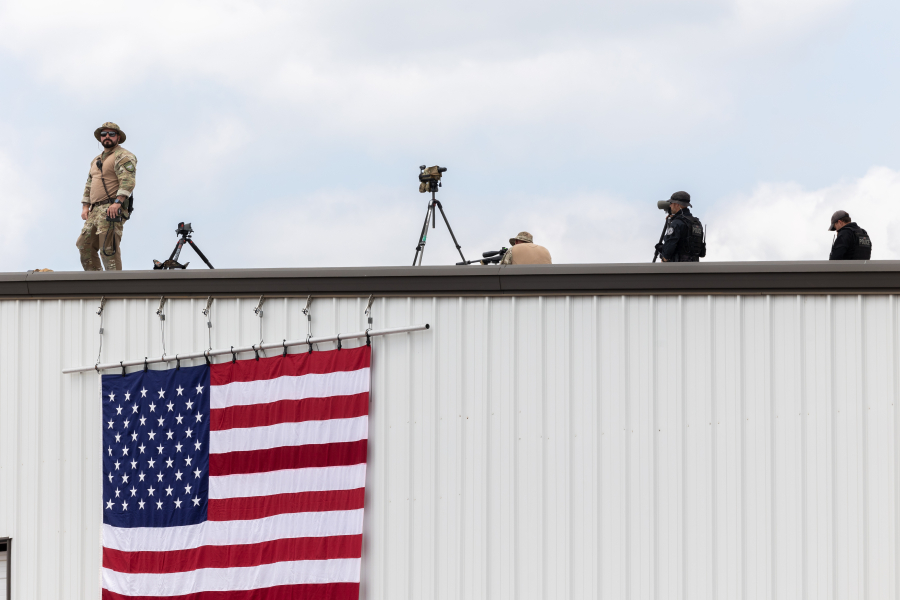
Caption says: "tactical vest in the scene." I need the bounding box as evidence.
[844,224,872,260]
[673,212,706,262]
[89,151,120,205]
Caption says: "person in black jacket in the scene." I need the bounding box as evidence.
[655,191,706,262]
[829,210,872,260]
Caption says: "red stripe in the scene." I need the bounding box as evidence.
[102,582,359,600]
[103,535,361,574]
[211,346,370,385]
[211,394,368,431]
[210,440,367,476]
[208,488,365,521]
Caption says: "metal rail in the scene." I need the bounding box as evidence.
[63,323,430,374]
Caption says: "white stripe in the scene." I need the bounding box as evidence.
[103,558,360,596]
[211,369,370,410]
[211,416,368,454]
[102,509,363,552]
[210,464,366,499]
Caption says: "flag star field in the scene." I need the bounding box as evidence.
[103,367,210,527]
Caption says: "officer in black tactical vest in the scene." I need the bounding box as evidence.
[655,191,706,262]
[828,210,872,260]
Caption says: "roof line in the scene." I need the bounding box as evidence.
[3,262,900,298]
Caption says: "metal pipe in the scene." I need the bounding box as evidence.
[63,323,430,374]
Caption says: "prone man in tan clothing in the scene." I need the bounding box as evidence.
[76,121,137,271]
[500,232,552,265]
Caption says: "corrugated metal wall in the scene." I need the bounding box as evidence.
[0,294,898,599]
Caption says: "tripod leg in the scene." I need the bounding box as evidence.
[434,201,468,263]
[186,239,215,269]
[418,204,435,266]
[171,239,186,266]
[413,201,433,266]
[166,240,181,263]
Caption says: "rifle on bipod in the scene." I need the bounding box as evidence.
[457,247,508,265]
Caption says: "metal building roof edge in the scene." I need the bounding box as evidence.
[3,261,900,298]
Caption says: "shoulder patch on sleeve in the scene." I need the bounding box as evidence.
[123,162,135,172]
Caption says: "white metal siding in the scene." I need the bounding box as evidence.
[0,294,897,599]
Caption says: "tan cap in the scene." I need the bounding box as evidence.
[94,122,126,143]
[829,210,850,231]
[509,231,534,245]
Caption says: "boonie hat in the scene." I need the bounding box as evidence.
[94,121,126,143]
[829,210,850,231]
[667,191,691,206]
[509,231,534,245]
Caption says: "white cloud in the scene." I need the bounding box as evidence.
[0,151,41,265]
[0,0,877,272]
[238,187,422,267]
[249,166,900,268]
[708,166,900,261]
[238,187,664,267]
[0,0,854,149]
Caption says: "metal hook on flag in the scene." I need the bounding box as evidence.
[204,350,212,366]
[144,357,148,372]
[336,333,342,350]
[120,361,125,376]
[95,296,107,367]
[231,346,237,364]
[202,296,213,352]
[252,344,260,361]
[253,296,267,359]
[364,294,374,325]
[302,296,315,352]
[364,295,374,346]
[175,354,181,371]
[282,339,288,358]
[306,334,313,354]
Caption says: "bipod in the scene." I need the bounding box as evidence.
[153,229,215,270]
[412,190,467,266]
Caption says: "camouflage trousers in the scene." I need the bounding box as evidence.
[76,204,124,271]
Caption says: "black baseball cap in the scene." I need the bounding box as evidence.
[666,191,691,206]
[829,210,850,231]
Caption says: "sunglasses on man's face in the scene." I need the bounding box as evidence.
[99,131,118,138]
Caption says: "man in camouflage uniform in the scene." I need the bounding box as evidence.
[76,122,137,270]
[500,232,552,265]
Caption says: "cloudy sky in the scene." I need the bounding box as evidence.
[1,0,899,270]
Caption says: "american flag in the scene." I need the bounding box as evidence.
[101,346,370,599]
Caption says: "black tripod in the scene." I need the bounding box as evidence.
[412,190,467,266]
[153,222,215,270]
